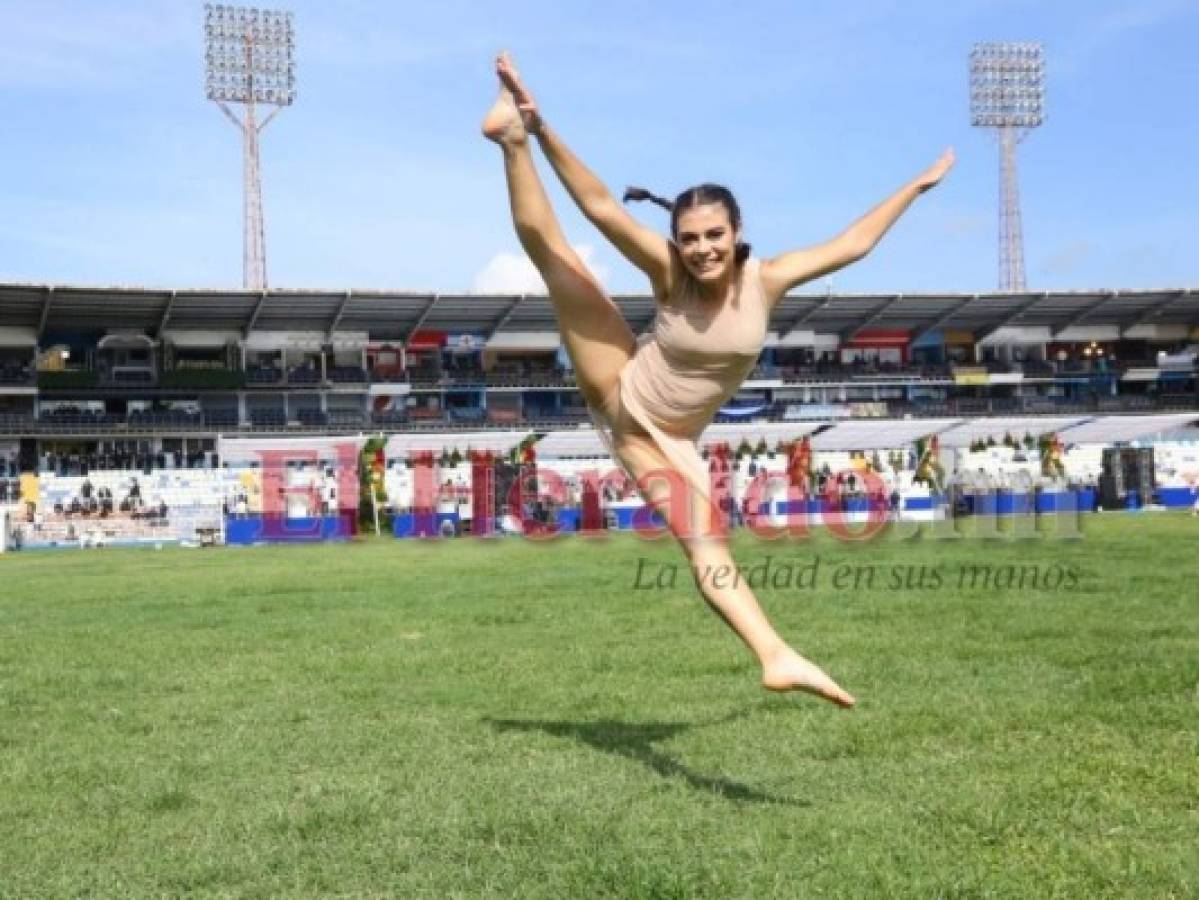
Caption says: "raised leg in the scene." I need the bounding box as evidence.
[613,432,856,708]
[483,73,634,417]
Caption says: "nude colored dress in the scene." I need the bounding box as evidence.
[591,257,770,515]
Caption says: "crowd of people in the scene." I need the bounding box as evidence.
[40,449,216,476]
[49,477,170,521]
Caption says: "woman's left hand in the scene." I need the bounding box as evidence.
[914,147,955,193]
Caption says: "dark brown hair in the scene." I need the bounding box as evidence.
[623,183,751,263]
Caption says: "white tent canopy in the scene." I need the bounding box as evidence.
[1057,414,1199,445]
[218,435,367,465]
[163,329,241,348]
[938,416,1090,448]
[536,428,611,458]
[537,420,829,459]
[98,331,154,349]
[383,431,529,458]
[697,421,826,447]
[0,326,38,346]
[810,418,960,451]
[244,331,368,351]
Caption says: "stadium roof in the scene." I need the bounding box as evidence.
[2,282,1198,342]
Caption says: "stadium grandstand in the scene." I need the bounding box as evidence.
[2,281,1199,550]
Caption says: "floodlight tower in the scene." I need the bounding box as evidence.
[970,42,1044,293]
[204,4,296,290]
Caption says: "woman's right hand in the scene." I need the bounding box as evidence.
[913,147,955,193]
[496,52,543,134]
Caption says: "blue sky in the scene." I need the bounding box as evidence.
[0,0,1196,296]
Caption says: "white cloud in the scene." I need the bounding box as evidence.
[471,244,610,294]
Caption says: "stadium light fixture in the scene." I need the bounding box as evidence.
[970,42,1045,294]
[204,3,296,291]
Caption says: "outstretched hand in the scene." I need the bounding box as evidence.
[914,147,955,193]
[495,52,543,134]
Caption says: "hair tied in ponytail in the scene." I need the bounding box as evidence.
[623,186,674,212]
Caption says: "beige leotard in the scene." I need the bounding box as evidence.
[591,257,769,514]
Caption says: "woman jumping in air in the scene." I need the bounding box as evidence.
[482,52,953,708]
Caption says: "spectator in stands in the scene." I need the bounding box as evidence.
[719,491,738,528]
[321,477,337,516]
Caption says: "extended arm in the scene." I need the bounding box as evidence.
[760,148,955,306]
[535,125,673,290]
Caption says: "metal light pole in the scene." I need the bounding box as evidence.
[970,42,1045,293]
[204,4,296,290]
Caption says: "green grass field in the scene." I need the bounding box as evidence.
[1,514,1196,898]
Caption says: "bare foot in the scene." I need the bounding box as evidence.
[761,645,856,708]
[481,81,526,146]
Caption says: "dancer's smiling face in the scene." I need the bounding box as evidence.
[674,203,741,285]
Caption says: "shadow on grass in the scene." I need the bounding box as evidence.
[484,710,807,806]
